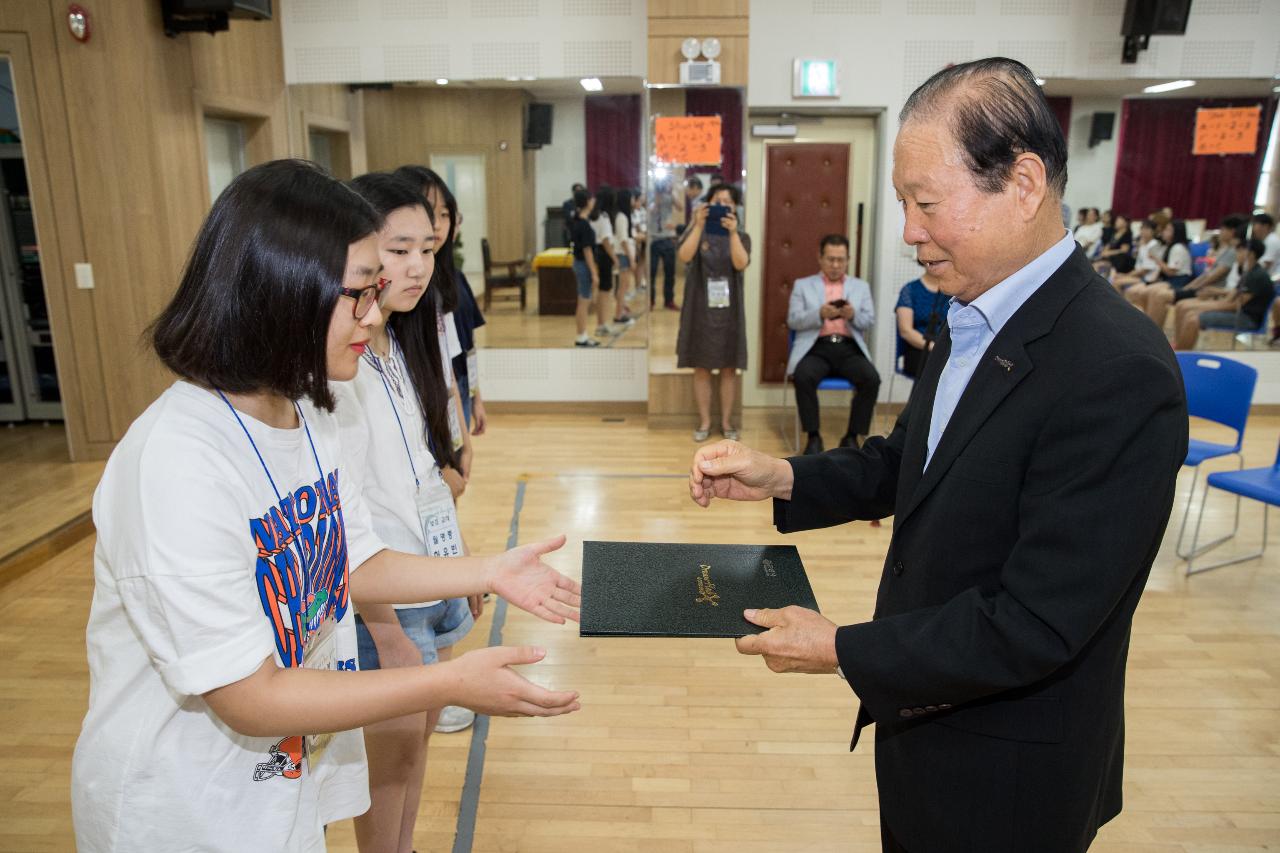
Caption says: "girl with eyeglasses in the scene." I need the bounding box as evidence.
[71,160,580,853]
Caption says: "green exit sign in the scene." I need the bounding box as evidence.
[793,59,839,98]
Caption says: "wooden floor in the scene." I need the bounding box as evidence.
[1,410,1278,852]
[0,423,103,563]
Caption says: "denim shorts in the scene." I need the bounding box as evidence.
[572,258,593,299]
[1199,310,1257,331]
[354,598,474,668]
[617,255,631,270]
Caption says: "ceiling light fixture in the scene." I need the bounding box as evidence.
[1143,79,1196,94]
[580,77,603,92]
[435,78,448,85]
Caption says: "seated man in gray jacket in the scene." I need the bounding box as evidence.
[787,234,880,454]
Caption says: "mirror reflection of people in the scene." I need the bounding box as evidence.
[589,185,619,337]
[613,188,638,326]
[71,160,583,853]
[676,183,751,442]
[688,58,1186,853]
[568,188,601,347]
[787,235,880,455]
[649,176,679,311]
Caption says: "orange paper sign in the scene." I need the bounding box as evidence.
[1193,106,1261,156]
[654,116,723,166]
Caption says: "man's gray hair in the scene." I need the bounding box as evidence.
[900,57,1068,198]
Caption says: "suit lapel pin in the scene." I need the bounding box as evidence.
[993,355,1013,373]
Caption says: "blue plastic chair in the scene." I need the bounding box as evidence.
[1189,240,1212,276]
[1185,437,1280,575]
[1173,353,1258,561]
[783,330,854,452]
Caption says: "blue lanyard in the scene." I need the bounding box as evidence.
[363,334,422,491]
[216,389,325,505]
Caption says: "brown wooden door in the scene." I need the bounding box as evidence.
[759,143,850,383]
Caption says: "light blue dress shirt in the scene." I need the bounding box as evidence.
[925,231,1076,468]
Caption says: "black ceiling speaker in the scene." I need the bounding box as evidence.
[161,0,272,37]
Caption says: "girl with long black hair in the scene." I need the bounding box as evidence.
[393,166,489,441]
[339,172,481,852]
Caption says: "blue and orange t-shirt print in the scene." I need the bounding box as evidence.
[250,469,352,668]
[248,469,352,783]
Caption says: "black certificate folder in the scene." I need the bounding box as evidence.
[579,541,819,638]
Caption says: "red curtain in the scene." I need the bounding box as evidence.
[1111,96,1277,226]
[684,87,745,189]
[1045,96,1072,141]
[585,94,641,190]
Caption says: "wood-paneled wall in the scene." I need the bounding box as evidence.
[362,87,533,262]
[0,1,361,460]
[648,0,749,87]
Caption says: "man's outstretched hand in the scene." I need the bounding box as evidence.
[689,440,794,508]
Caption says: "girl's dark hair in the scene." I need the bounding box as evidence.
[615,188,633,238]
[572,187,592,210]
[347,172,458,471]
[1163,219,1188,249]
[392,165,459,314]
[590,185,615,222]
[151,159,380,412]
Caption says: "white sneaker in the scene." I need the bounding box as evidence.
[435,705,476,733]
[594,325,611,337]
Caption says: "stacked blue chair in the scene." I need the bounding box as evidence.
[1185,437,1280,575]
[1173,353,1257,561]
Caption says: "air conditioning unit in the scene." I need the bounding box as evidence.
[680,60,721,86]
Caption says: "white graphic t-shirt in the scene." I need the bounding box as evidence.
[72,381,384,853]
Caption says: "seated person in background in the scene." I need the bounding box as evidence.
[1180,239,1275,349]
[1073,207,1104,256]
[1111,219,1160,290]
[1125,219,1192,327]
[1099,209,1115,246]
[1253,212,1280,275]
[1172,225,1249,348]
[1093,213,1134,276]
[1149,217,1246,331]
[787,235,879,455]
[894,269,947,378]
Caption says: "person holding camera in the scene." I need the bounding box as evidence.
[676,183,752,442]
[787,234,879,455]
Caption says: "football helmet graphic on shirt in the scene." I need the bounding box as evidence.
[253,735,304,782]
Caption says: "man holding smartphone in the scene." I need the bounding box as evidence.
[786,234,880,454]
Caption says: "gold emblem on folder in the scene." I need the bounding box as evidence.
[695,564,720,606]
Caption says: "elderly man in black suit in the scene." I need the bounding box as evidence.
[689,57,1187,853]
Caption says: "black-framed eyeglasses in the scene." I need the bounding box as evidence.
[340,277,388,319]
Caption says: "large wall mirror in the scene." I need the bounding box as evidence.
[338,77,650,353]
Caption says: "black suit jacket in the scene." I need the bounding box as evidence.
[774,248,1188,853]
